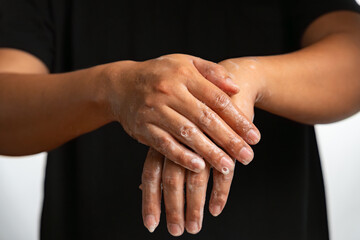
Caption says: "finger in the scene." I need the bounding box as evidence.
[185,164,211,234]
[192,57,240,96]
[168,54,239,95]
[187,77,261,145]
[162,158,186,237]
[169,91,255,165]
[191,56,239,95]
[145,123,206,173]
[209,163,235,217]
[141,148,164,233]
[154,106,235,175]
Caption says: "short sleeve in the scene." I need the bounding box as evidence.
[283,0,360,48]
[0,0,54,71]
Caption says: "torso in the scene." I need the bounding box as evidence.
[42,1,329,239]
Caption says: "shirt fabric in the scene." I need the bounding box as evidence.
[1,0,359,239]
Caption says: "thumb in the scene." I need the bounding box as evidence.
[232,93,255,122]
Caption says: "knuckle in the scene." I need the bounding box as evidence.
[210,64,227,78]
[104,64,120,83]
[163,176,182,191]
[134,133,148,145]
[134,114,144,130]
[144,96,156,108]
[155,135,172,153]
[208,147,223,164]
[155,80,171,95]
[166,209,182,222]
[155,55,172,63]
[175,150,189,165]
[228,137,242,154]
[198,108,216,127]
[213,93,231,111]
[179,125,197,139]
[187,175,206,189]
[221,171,234,181]
[142,169,160,184]
[189,209,202,220]
[143,202,158,214]
[174,65,191,76]
[200,65,213,79]
[213,192,227,206]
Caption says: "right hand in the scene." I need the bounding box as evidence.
[105,54,260,174]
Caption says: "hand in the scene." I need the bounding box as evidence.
[140,57,264,236]
[219,57,265,119]
[141,149,235,236]
[106,54,260,173]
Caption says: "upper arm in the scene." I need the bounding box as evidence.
[0,48,49,74]
[302,11,360,47]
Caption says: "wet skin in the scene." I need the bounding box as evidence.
[107,54,260,175]
[141,58,260,236]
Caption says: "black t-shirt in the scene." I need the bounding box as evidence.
[1,0,359,239]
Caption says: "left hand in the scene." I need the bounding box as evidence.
[140,57,265,236]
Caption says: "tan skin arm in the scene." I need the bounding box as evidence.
[237,11,360,124]
[142,11,360,236]
[0,48,49,74]
[0,49,113,155]
[0,49,260,175]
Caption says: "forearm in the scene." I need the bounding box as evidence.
[230,12,360,124]
[259,32,360,124]
[0,64,119,155]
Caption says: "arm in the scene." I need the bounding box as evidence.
[223,11,360,124]
[0,48,112,155]
[0,50,260,175]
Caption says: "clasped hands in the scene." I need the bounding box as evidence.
[106,54,264,236]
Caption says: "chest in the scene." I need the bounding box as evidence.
[51,0,287,70]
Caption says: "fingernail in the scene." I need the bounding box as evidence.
[186,221,200,234]
[191,158,205,171]
[145,215,157,233]
[211,205,222,217]
[168,223,183,236]
[220,157,234,174]
[239,147,254,165]
[247,129,260,144]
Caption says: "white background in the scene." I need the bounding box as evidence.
[0,113,360,240]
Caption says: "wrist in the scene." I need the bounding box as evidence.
[76,64,114,125]
[98,60,138,124]
[219,57,269,108]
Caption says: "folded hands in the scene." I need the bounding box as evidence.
[111,54,265,236]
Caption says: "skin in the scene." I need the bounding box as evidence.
[110,54,259,173]
[0,52,260,175]
[141,11,360,236]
